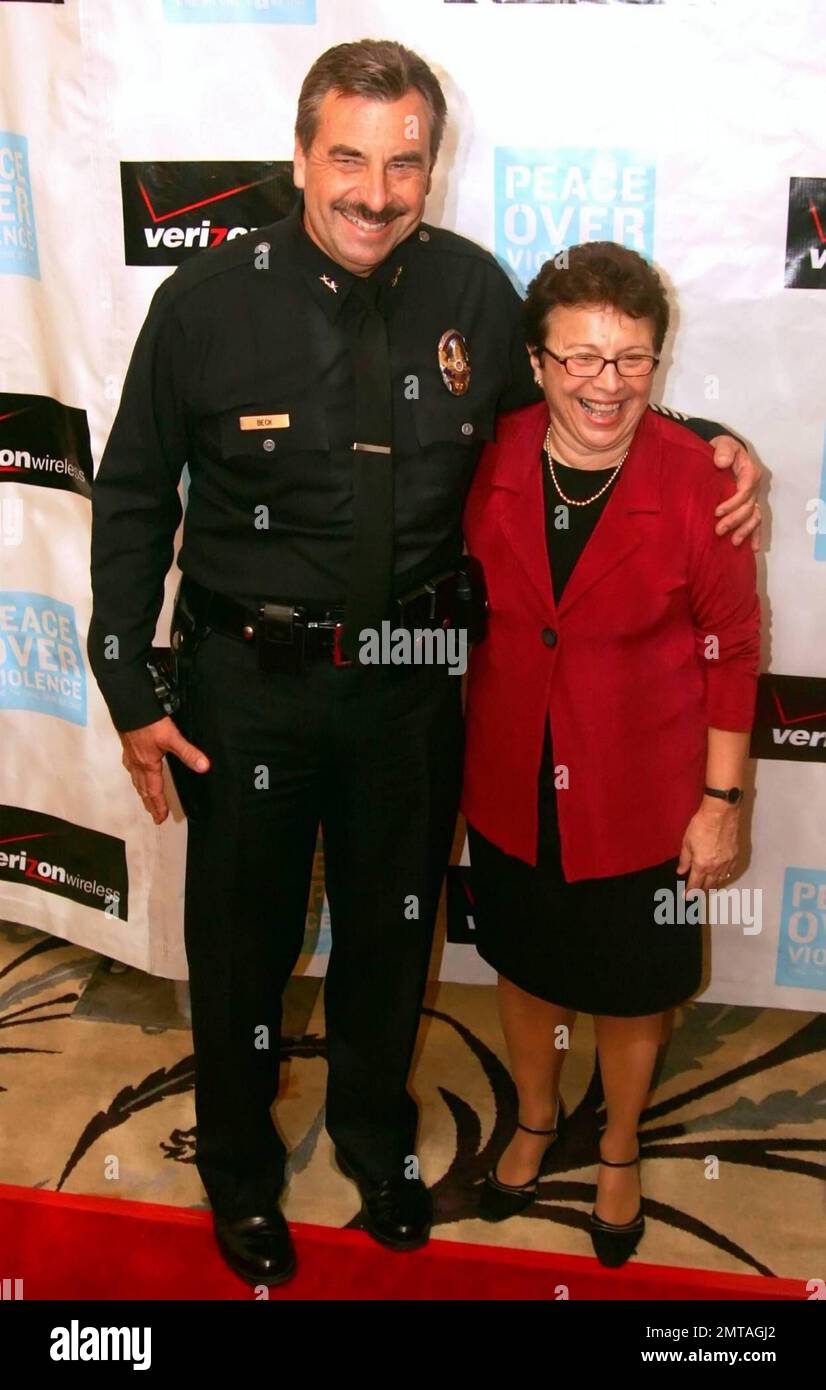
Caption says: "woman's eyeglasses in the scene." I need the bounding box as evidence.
[538,346,660,378]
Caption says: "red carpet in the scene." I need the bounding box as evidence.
[0,1184,802,1300]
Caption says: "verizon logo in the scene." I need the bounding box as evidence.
[143,219,255,250]
[121,160,294,265]
[772,727,826,747]
[751,674,826,762]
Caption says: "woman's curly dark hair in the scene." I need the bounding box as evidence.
[524,241,670,354]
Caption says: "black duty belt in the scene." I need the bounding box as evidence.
[174,566,487,674]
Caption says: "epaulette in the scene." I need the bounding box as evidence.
[651,403,689,423]
[163,219,287,301]
[413,221,502,272]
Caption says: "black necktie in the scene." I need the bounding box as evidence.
[343,275,394,661]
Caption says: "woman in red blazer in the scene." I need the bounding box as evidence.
[461,242,760,1265]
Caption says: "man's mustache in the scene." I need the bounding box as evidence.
[333,201,406,227]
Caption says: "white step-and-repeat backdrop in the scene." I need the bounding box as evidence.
[1,0,825,1008]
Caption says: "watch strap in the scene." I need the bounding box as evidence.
[704,785,743,805]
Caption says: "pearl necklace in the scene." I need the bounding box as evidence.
[544,424,628,508]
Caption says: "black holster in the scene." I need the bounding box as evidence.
[146,578,212,820]
[395,554,489,646]
[452,554,488,646]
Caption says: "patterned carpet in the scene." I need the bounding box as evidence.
[2,919,825,1280]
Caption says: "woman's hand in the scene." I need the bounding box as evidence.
[677,801,740,892]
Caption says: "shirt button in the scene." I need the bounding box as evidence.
[418,228,430,242]
[542,627,558,648]
[263,438,275,452]
[461,422,474,436]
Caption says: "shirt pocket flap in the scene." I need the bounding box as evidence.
[219,402,329,459]
[411,396,497,451]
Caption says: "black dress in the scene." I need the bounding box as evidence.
[466,449,703,1017]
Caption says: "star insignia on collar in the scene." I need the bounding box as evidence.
[319,274,339,294]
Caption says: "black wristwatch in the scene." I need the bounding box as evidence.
[703,785,744,806]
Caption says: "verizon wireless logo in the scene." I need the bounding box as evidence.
[0,392,93,499]
[0,806,128,917]
[120,160,296,265]
[750,673,826,762]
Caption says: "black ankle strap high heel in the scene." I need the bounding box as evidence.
[589,1142,645,1267]
[478,1097,566,1224]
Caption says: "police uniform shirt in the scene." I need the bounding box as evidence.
[88,198,536,732]
[88,197,732,733]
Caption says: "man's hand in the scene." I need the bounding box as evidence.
[120,716,210,824]
[710,434,762,550]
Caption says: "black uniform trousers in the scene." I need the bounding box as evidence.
[177,606,463,1219]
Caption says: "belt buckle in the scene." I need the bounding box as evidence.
[257,602,305,673]
[333,622,353,668]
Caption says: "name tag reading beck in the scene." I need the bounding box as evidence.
[239,413,290,431]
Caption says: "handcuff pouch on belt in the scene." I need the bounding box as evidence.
[257,603,307,674]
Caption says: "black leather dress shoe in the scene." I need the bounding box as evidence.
[213,1209,297,1286]
[334,1149,432,1251]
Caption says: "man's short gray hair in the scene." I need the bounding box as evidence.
[295,39,447,167]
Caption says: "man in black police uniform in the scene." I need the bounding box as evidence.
[88,40,761,1286]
